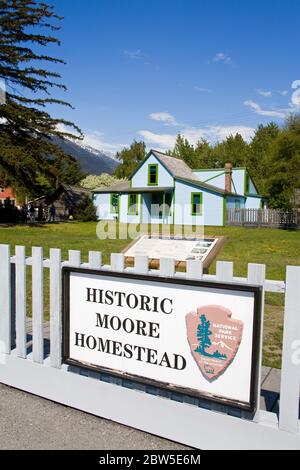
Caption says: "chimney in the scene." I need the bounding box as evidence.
[225,163,233,193]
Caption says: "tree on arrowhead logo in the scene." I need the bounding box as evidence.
[186,305,243,382]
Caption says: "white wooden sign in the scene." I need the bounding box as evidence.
[63,268,262,412]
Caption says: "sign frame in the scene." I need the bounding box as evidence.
[62,266,262,413]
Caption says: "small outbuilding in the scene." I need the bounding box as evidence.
[31,184,92,220]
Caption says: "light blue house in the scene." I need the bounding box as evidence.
[93,150,267,226]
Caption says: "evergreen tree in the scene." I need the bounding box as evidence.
[171,133,196,168]
[194,139,216,168]
[114,140,146,178]
[195,314,212,355]
[248,123,279,194]
[213,133,249,167]
[0,0,83,196]
[266,116,300,209]
[73,195,97,222]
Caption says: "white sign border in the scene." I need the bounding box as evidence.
[62,267,263,413]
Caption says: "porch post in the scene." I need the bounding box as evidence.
[140,193,143,224]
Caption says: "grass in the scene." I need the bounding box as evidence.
[1,221,299,369]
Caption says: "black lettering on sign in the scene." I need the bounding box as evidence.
[95,313,160,339]
[85,288,173,315]
[73,333,187,371]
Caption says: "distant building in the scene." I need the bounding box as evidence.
[30,184,92,220]
[93,149,267,227]
[0,182,17,205]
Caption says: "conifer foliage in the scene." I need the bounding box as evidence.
[0,0,83,196]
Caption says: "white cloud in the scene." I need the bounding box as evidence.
[256,89,272,97]
[82,131,126,154]
[212,52,232,65]
[138,130,177,149]
[202,125,255,142]
[244,99,287,118]
[279,90,288,96]
[149,112,179,126]
[124,49,143,60]
[138,124,255,151]
[194,86,211,92]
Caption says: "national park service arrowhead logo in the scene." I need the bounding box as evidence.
[186,305,243,382]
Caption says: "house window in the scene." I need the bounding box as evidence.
[148,164,158,186]
[235,199,241,209]
[110,193,119,214]
[128,194,138,215]
[191,192,203,216]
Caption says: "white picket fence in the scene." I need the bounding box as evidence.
[0,243,299,450]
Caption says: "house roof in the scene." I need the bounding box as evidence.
[148,151,246,197]
[29,184,92,205]
[150,150,196,180]
[93,177,245,198]
[93,150,246,197]
[150,151,247,197]
[93,150,260,199]
[175,177,245,198]
[94,181,131,193]
[60,184,92,198]
[94,181,173,194]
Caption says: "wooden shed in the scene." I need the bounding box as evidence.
[31,184,92,220]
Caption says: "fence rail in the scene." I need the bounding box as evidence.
[227,208,300,228]
[0,244,299,449]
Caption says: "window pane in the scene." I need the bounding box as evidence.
[192,193,202,215]
[129,194,138,214]
[149,165,157,184]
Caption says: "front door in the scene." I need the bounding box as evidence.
[151,193,164,221]
[150,192,173,223]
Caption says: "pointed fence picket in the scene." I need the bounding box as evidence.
[0,243,299,449]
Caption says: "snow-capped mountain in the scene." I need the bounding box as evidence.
[212,341,234,352]
[52,136,119,175]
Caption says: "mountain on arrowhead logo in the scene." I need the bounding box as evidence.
[186,305,243,382]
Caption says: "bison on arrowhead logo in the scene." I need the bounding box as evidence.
[186,305,243,382]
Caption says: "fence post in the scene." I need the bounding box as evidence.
[68,250,81,267]
[88,251,102,269]
[111,253,124,272]
[186,259,203,280]
[32,247,44,363]
[216,261,233,281]
[50,248,62,369]
[0,245,11,354]
[134,255,149,275]
[160,258,175,277]
[247,263,266,421]
[15,246,26,358]
[279,266,300,434]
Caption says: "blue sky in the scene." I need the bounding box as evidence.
[45,0,300,153]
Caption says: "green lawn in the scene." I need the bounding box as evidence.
[1,221,299,369]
